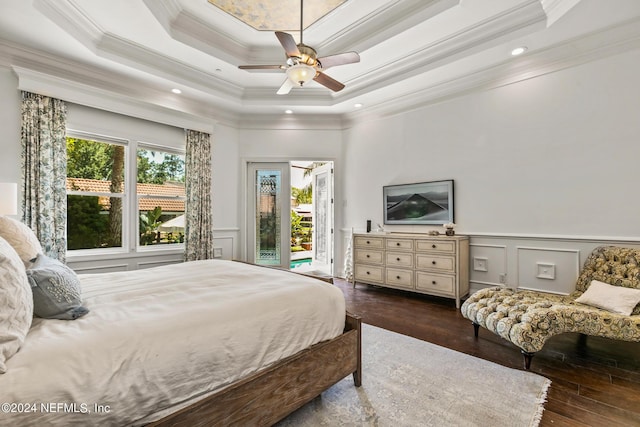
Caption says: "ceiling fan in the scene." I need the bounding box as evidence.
[238,0,360,95]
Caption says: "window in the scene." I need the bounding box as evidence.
[136,147,186,246]
[66,137,125,250]
[66,134,185,253]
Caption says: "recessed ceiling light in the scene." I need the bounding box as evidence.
[171,88,182,94]
[285,109,293,114]
[354,103,363,108]
[511,46,527,56]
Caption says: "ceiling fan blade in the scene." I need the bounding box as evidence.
[313,71,345,92]
[317,52,360,70]
[238,65,285,73]
[275,31,301,57]
[276,78,294,95]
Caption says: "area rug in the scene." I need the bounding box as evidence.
[277,324,551,427]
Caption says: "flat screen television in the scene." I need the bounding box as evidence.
[383,179,454,225]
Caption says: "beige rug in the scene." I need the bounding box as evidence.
[277,324,550,427]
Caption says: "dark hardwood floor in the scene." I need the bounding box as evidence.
[335,279,640,427]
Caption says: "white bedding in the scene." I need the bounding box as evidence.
[0,260,345,426]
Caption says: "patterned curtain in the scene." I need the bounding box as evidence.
[184,129,213,261]
[20,92,68,262]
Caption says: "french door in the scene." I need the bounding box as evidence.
[311,162,333,274]
[247,162,291,268]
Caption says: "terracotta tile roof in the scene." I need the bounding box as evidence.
[67,178,185,213]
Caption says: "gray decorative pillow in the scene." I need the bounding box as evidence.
[26,254,89,320]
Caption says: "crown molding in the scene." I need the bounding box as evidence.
[303,0,461,55]
[143,0,279,65]
[96,33,244,100]
[4,4,639,132]
[541,0,582,27]
[142,0,462,65]
[343,15,640,126]
[12,64,221,133]
[236,114,345,130]
[343,0,546,96]
[33,0,103,52]
[29,0,544,111]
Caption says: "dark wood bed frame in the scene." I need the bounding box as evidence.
[148,313,361,426]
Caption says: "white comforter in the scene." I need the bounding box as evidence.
[0,260,345,426]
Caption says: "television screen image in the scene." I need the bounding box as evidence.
[383,180,454,225]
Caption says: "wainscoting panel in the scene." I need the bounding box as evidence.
[136,259,184,269]
[515,246,581,294]
[72,263,130,274]
[212,236,235,260]
[469,243,507,290]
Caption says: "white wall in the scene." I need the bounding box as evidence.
[0,67,22,187]
[344,50,640,238]
[342,49,640,293]
[211,122,241,260]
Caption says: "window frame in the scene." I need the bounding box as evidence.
[135,142,186,252]
[65,131,186,257]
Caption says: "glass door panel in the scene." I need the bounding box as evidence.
[247,163,290,268]
[256,170,281,265]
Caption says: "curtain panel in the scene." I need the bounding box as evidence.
[184,129,213,261]
[20,92,68,262]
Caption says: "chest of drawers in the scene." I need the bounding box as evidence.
[352,233,469,308]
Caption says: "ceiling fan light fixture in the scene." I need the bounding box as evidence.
[286,64,316,86]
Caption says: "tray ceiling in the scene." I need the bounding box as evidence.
[0,0,639,124]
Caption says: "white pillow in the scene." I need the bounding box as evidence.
[0,215,42,267]
[0,236,34,373]
[575,280,640,315]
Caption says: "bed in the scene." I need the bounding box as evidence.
[0,258,361,426]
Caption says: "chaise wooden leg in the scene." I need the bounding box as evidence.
[521,351,535,370]
[472,322,480,338]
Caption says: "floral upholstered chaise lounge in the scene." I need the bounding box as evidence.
[461,246,640,369]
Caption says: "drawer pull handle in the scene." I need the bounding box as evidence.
[396,257,401,261]
[432,244,437,248]
[366,241,370,244]
[366,254,370,258]
[432,280,437,285]
[396,242,401,246]
[396,276,401,280]
[366,271,370,275]
[432,261,436,265]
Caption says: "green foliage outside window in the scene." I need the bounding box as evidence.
[67,195,110,250]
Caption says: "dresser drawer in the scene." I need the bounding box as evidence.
[355,249,384,265]
[354,236,384,249]
[385,268,414,289]
[354,264,384,283]
[386,251,413,267]
[416,272,455,295]
[415,254,455,272]
[415,240,456,254]
[386,238,413,251]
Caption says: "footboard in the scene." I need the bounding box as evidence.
[149,312,362,427]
